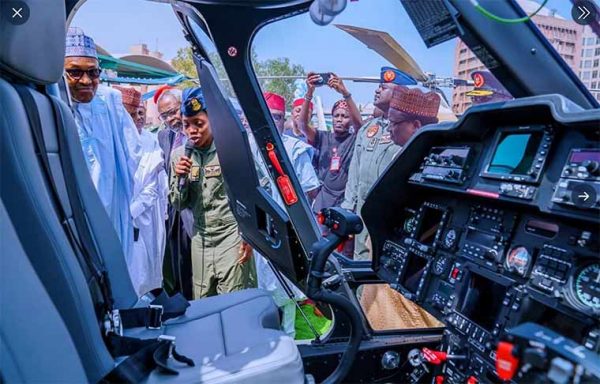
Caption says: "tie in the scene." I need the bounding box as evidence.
[173,130,185,150]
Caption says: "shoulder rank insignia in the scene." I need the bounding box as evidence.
[204,165,222,178]
[366,124,379,138]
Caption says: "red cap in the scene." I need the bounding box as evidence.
[264,92,285,112]
[153,85,174,104]
[293,98,313,110]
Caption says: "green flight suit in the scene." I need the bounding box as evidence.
[341,117,401,260]
[170,142,255,299]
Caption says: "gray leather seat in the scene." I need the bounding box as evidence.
[0,0,304,382]
[0,200,88,383]
[128,290,304,383]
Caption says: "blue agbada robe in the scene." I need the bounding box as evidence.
[73,85,141,260]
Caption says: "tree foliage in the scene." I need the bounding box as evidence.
[171,47,305,108]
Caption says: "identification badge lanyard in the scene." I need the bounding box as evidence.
[330,147,341,172]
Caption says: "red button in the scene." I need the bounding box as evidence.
[451,267,460,279]
[317,212,325,225]
[333,223,339,230]
[467,376,478,384]
[435,375,444,384]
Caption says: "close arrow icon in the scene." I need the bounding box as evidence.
[578,191,590,201]
[578,5,590,20]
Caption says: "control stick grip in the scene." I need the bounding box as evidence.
[307,208,364,384]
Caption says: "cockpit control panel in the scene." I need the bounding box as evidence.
[363,96,600,383]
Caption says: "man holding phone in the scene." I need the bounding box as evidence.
[298,73,362,212]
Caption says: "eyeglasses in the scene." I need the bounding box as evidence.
[271,113,285,122]
[159,107,180,121]
[65,68,102,81]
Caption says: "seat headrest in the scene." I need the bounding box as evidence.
[0,0,66,84]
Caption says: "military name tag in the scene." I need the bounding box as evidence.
[379,133,392,144]
[190,165,201,182]
[366,138,379,151]
[204,165,222,178]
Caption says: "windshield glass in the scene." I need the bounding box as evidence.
[250,0,598,331]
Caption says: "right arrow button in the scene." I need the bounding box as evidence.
[572,1,598,26]
[572,183,597,209]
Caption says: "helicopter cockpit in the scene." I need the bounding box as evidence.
[1,1,599,383]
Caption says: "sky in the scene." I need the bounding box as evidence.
[72,0,578,109]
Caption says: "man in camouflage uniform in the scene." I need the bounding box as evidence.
[171,87,254,299]
[341,67,407,260]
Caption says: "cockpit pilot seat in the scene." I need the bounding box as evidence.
[0,0,304,382]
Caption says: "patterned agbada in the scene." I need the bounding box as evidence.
[360,285,442,330]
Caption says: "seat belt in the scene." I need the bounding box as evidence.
[46,93,191,326]
[13,85,193,378]
[119,289,190,329]
[101,334,194,383]
[14,84,114,322]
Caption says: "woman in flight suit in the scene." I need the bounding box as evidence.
[170,87,254,299]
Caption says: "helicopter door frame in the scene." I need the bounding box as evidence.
[168,1,323,285]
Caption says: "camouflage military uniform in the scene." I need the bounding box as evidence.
[341,117,401,260]
[170,142,254,299]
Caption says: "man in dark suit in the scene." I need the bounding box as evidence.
[156,87,186,171]
[155,87,193,298]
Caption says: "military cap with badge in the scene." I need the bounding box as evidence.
[181,87,207,117]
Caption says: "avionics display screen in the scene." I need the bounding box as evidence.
[570,150,600,163]
[458,272,508,331]
[487,132,543,176]
[416,206,444,246]
[465,228,496,249]
[516,298,591,342]
[401,253,429,293]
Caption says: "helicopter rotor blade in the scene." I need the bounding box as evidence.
[335,24,427,82]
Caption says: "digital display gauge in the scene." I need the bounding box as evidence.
[572,263,600,311]
[505,246,531,276]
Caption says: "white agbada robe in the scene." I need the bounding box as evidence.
[73,85,141,261]
[129,130,168,296]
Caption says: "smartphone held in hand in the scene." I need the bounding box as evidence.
[315,72,331,87]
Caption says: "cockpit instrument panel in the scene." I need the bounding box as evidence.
[362,96,600,383]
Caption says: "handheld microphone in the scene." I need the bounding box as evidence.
[178,141,195,191]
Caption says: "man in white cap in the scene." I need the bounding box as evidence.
[65,27,141,265]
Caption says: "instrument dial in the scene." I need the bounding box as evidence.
[443,229,457,250]
[505,246,531,276]
[433,255,451,276]
[572,263,600,311]
[404,215,418,234]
